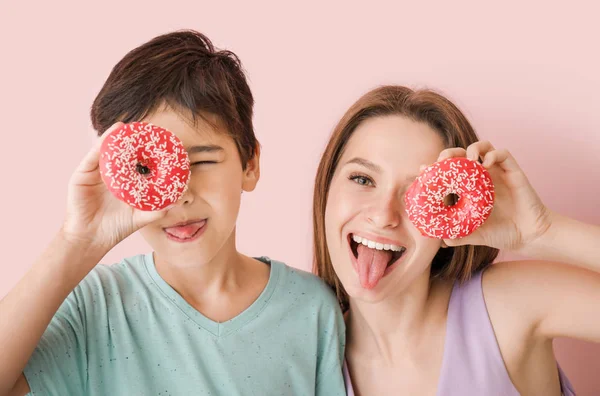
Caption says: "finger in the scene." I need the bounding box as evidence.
[481,149,521,172]
[466,141,495,162]
[443,233,482,247]
[135,204,175,226]
[138,202,176,216]
[437,147,467,162]
[76,122,124,174]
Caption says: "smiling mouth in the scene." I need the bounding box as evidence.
[349,234,406,268]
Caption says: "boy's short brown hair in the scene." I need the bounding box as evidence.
[90,29,258,167]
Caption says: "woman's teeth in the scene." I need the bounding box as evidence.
[351,234,405,253]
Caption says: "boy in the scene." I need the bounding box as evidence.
[0,30,346,396]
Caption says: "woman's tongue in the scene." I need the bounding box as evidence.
[356,244,392,289]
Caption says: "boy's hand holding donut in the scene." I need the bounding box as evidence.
[61,122,185,253]
[430,141,552,252]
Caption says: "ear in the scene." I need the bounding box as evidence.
[242,144,261,192]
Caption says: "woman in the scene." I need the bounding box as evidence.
[313,85,599,395]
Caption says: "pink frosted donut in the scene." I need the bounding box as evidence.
[99,122,190,211]
[404,157,495,239]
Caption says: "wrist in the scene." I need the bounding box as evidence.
[519,208,559,259]
[53,228,110,272]
[59,221,113,255]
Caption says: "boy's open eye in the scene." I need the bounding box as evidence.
[349,173,374,187]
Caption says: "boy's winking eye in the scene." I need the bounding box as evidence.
[187,144,226,166]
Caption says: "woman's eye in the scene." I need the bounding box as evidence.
[349,175,374,186]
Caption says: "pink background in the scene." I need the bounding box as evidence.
[1,1,599,394]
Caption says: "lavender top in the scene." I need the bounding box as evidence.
[343,270,575,395]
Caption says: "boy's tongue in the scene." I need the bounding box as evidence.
[356,244,392,289]
[165,221,205,239]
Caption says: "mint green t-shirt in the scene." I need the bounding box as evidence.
[24,254,346,395]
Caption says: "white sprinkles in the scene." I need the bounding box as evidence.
[99,122,191,211]
[404,157,495,239]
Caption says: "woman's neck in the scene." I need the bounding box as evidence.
[347,274,453,365]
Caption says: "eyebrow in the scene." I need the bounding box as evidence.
[345,157,382,173]
[187,145,224,154]
[345,157,420,181]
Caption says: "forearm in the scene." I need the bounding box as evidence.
[523,211,600,273]
[0,231,106,394]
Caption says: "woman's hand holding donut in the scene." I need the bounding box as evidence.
[61,122,171,253]
[436,141,553,252]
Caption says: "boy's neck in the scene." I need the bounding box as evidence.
[152,237,270,322]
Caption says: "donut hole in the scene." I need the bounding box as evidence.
[444,193,460,207]
[136,163,153,178]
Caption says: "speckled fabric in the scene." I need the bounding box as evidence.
[25,253,346,395]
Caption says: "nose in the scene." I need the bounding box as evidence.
[177,185,195,206]
[366,189,403,229]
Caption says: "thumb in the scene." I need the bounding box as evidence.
[134,204,175,227]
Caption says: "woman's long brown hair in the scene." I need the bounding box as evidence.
[312,85,499,311]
